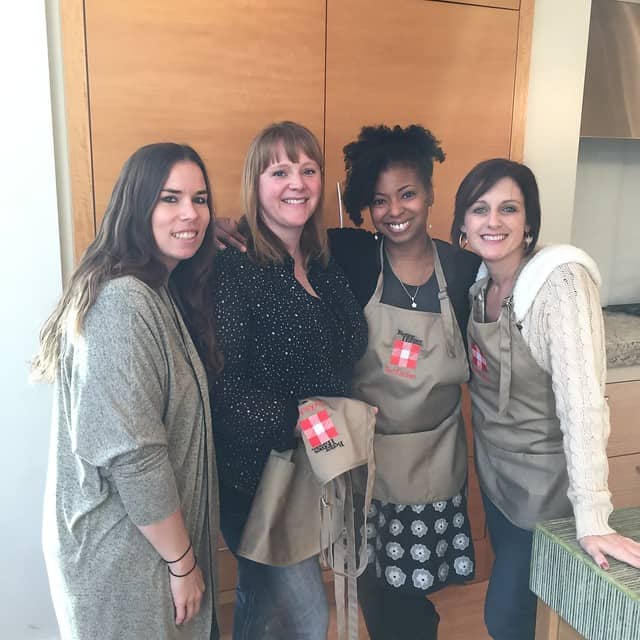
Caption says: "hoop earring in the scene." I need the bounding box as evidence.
[459,231,468,249]
[524,232,533,248]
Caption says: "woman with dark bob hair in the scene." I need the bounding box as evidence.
[452,158,640,640]
[214,124,481,640]
[35,143,222,639]
[210,121,367,639]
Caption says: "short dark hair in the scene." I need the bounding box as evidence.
[342,124,445,225]
[450,158,541,255]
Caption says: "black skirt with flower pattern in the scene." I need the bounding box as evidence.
[358,486,476,595]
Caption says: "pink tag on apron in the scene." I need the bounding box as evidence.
[471,341,488,373]
[390,339,421,369]
[300,409,339,448]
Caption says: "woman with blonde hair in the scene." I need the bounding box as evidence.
[35,142,221,639]
[211,121,368,639]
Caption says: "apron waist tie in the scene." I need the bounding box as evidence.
[319,429,376,640]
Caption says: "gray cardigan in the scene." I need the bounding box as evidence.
[42,276,219,639]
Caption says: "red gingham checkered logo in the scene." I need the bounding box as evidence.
[300,409,338,448]
[471,341,488,373]
[389,339,421,370]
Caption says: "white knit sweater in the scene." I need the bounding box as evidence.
[513,249,615,539]
[477,248,615,539]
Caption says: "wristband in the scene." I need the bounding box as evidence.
[165,541,192,565]
[168,554,198,578]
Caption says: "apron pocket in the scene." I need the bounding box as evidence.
[355,407,467,504]
[474,435,571,530]
[237,446,324,566]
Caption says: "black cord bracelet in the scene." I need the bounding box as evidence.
[168,554,198,578]
[165,541,192,565]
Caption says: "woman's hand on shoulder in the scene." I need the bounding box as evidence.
[579,532,640,570]
[214,217,247,252]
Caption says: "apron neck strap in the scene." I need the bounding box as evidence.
[490,256,530,415]
[431,241,457,358]
[498,296,513,416]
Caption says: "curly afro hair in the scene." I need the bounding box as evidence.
[342,124,445,226]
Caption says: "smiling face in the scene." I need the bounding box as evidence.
[461,176,529,269]
[151,161,210,272]
[257,142,322,243]
[369,164,433,248]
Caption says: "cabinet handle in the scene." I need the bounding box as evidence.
[636,465,640,475]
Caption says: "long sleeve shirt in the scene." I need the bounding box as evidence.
[521,262,614,539]
[211,248,368,496]
[43,276,217,640]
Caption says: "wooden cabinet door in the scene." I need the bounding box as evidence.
[83,0,326,235]
[439,0,520,9]
[324,0,520,241]
[606,381,640,458]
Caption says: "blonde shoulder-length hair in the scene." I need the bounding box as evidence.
[241,121,329,266]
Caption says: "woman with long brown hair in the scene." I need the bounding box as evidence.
[35,143,222,639]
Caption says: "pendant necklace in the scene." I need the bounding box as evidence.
[398,280,420,308]
[386,251,421,309]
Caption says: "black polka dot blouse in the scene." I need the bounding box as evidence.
[210,247,368,497]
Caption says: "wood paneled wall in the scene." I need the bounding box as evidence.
[59,0,534,597]
[60,0,533,259]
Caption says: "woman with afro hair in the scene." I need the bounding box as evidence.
[332,124,480,640]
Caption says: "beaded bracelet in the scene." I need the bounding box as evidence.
[165,541,192,565]
[168,554,198,578]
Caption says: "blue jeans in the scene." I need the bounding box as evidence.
[221,487,329,640]
[482,492,537,640]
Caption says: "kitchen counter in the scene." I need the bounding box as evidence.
[604,310,640,377]
[531,508,640,640]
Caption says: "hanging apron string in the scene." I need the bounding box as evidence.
[320,421,376,640]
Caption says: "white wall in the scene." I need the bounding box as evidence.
[523,0,592,244]
[0,2,62,639]
[573,139,640,306]
[525,0,640,306]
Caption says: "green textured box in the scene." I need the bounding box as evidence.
[531,508,640,640]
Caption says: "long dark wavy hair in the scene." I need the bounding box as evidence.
[32,142,222,381]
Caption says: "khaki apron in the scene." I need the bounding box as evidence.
[353,239,469,504]
[467,277,572,531]
[238,396,376,640]
[237,397,375,567]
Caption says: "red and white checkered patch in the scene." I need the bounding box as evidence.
[389,339,421,370]
[471,341,488,373]
[299,409,338,448]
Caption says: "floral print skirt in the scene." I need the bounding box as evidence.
[358,485,475,595]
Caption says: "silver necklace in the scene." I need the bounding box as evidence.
[386,253,421,308]
[398,280,421,308]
